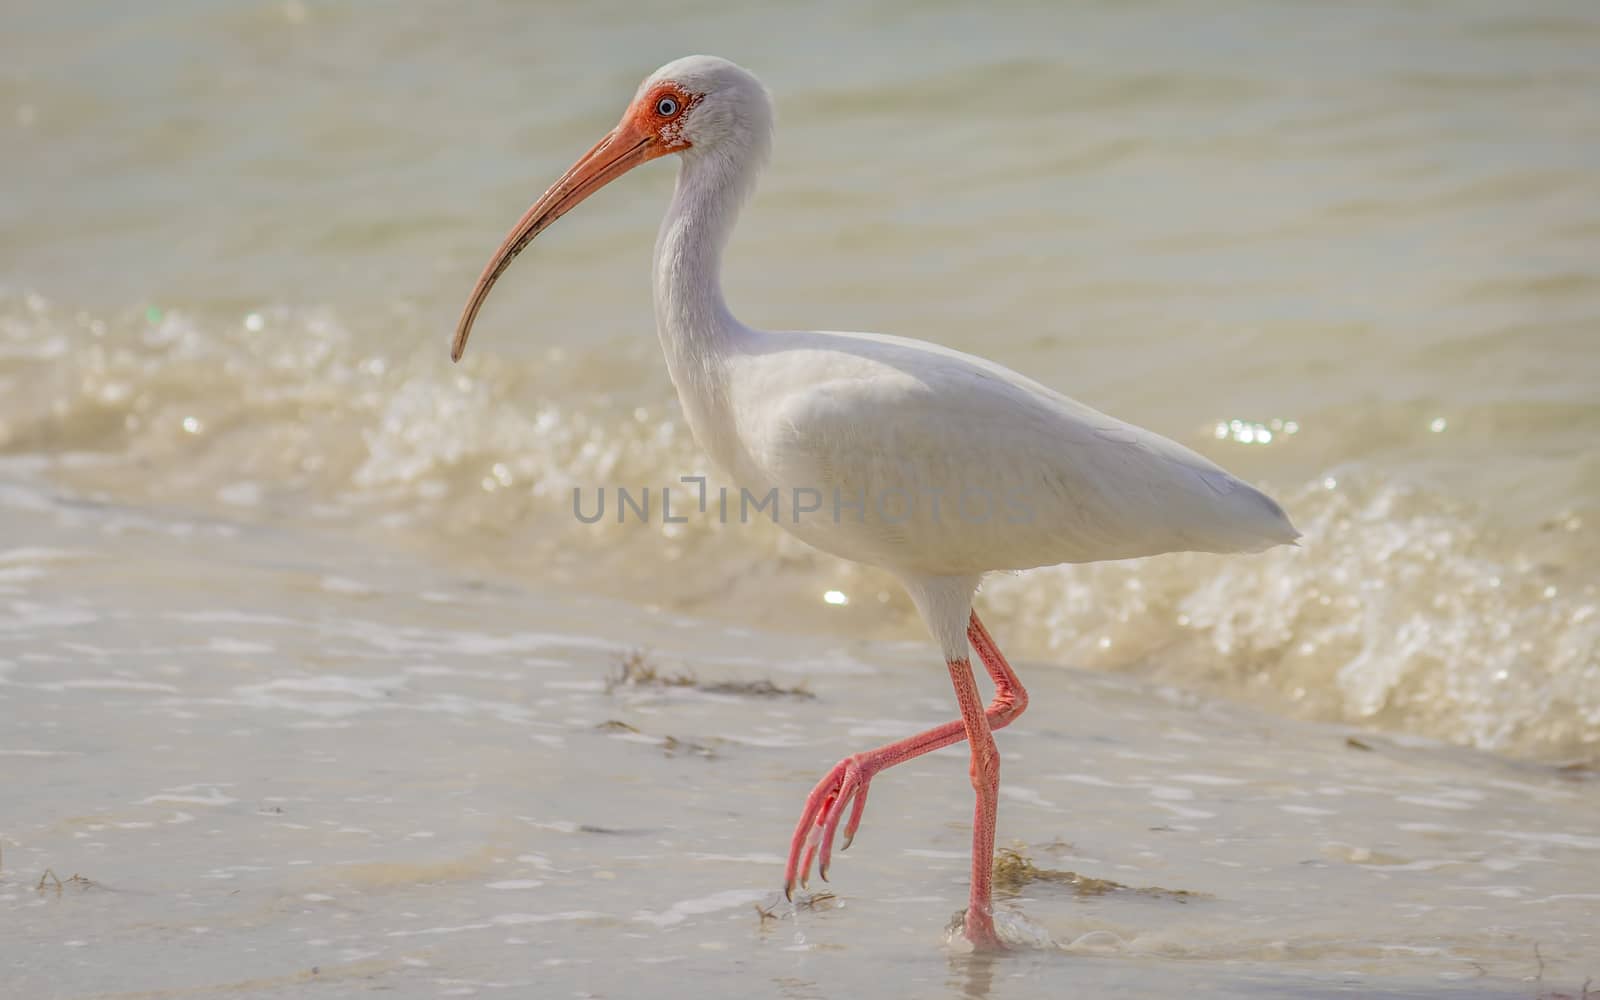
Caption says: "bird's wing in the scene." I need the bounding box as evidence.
[728,330,1297,574]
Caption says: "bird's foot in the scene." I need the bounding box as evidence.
[783,753,875,898]
[960,907,1008,953]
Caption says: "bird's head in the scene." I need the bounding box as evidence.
[633,55,774,164]
[451,55,771,362]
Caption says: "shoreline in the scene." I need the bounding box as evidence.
[3,474,1596,997]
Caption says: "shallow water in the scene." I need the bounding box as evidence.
[3,475,1597,996]
[3,0,1600,996]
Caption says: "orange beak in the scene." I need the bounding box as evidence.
[451,114,667,362]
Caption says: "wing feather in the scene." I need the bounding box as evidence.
[725,330,1297,573]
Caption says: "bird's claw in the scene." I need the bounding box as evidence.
[783,755,876,895]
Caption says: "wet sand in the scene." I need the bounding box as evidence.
[3,473,1595,998]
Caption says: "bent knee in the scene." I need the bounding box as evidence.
[1009,684,1029,718]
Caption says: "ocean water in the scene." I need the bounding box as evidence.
[2,1,1597,996]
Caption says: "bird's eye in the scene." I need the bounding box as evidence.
[655,96,679,117]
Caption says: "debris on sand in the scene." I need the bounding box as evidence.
[606,651,697,692]
[35,869,98,895]
[605,650,812,699]
[659,735,717,759]
[595,719,717,759]
[1554,758,1597,781]
[991,848,1205,903]
[698,677,813,699]
[755,891,837,924]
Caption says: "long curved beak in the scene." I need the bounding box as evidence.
[451,118,663,362]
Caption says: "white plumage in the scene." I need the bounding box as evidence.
[452,55,1298,950]
[719,328,1297,572]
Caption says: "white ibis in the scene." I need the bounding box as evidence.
[451,55,1299,951]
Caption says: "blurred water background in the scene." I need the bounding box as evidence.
[3,2,1598,996]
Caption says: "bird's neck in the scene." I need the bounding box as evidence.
[650,145,766,473]
[652,146,762,380]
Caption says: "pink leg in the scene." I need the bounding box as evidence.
[783,613,1027,932]
[948,650,1005,950]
